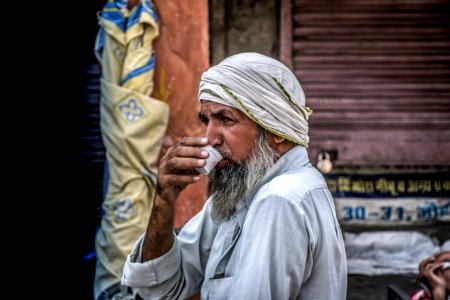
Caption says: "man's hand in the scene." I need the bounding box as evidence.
[142,137,209,261]
[422,262,447,300]
[157,137,209,203]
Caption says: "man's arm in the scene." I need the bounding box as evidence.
[142,137,209,261]
[122,198,218,299]
[122,137,214,299]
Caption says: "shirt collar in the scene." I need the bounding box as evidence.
[235,146,310,227]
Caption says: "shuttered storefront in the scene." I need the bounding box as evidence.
[281,0,450,167]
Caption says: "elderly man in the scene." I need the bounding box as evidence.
[122,53,347,299]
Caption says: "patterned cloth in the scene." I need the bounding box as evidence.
[93,1,169,298]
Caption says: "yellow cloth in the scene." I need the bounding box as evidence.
[93,1,168,297]
[94,80,169,297]
[97,5,158,94]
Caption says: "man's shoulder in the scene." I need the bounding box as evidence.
[261,166,328,199]
[275,165,326,187]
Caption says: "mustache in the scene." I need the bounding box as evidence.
[214,148,248,166]
[214,148,231,161]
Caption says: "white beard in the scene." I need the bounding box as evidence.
[208,129,277,223]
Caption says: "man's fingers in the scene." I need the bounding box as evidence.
[164,174,201,186]
[419,257,436,273]
[171,145,209,159]
[164,137,209,160]
[166,157,206,172]
[157,136,208,195]
[179,137,209,147]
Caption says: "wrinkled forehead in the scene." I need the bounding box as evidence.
[200,99,232,109]
[199,100,247,118]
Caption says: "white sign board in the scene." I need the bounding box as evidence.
[335,198,450,225]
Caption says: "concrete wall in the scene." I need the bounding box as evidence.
[210,0,279,65]
[152,0,209,228]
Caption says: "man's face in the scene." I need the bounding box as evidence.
[199,100,277,223]
[199,101,259,166]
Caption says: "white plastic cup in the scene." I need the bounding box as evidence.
[196,145,223,175]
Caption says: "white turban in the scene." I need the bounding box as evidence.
[199,52,312,147]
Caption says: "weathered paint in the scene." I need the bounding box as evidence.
[152,0,209,228]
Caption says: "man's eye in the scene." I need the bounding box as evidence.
[200,117,208,125]
[222,117,232,123]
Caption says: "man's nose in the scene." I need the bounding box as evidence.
[204,123,222,146]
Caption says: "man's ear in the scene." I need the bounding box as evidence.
[267,132,283,153]
[268,132,285,145]
[267,132,295,156]
[272,134,285,144]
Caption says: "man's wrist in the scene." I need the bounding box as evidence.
[432,287,446,300]
[141,194,176,261]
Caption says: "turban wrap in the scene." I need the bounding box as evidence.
[199,52,312,147]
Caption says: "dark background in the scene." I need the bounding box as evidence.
[75,2,106,299]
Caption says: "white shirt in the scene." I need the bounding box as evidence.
[122,146,347,299]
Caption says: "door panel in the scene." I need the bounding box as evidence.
[281,0,450,166]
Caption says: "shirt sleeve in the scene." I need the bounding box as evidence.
[122,233,182,288]
[121,199,218,299]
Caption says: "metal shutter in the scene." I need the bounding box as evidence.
[281,0,450,167]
